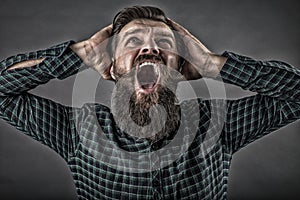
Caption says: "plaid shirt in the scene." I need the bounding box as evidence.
[0,41,299,200]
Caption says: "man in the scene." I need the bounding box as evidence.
[0,5,299,200]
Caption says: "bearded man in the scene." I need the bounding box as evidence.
[0,6,299,200]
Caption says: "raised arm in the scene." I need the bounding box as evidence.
[0,25,113,160]
[0,41,83,160]
[0,24,113,96]
[0,41,82,95]
[221,52,300,153]
[169,19,300,153]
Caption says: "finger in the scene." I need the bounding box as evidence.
[102,24,113,35]
[91,24,113,43]
[167,18,190,37]
[98,24,113,35]
[168,18,200,47]
[168,18,210,54]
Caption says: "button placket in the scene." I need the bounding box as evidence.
[150,144,163,199]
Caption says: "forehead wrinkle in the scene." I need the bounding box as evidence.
[122,27,148,39]
[133,21,174,36]
[154,30,175,39]
[120,19,173,36]
[121,27,175,41]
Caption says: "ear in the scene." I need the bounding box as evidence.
[110,62,116,81]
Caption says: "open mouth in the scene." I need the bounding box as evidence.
[136,61,161,93]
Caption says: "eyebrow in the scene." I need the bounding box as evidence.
[122,28,175,39]
[123,28,146,38]
[155,31,175,39]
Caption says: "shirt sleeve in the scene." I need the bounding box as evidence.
[220,51,300,153]
[0,40,83,95]
[0,41,83,160]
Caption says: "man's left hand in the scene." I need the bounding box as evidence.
[168,19,227,79]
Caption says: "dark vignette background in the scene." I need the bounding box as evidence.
[0,0,299,199]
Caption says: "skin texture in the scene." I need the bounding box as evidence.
[70,24,113,80]
[167,19,227,79]
[112,19,179,75]
[7,58,45,70]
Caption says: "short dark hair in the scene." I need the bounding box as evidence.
[111,6,170,36]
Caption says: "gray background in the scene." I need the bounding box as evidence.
[0,0,299,199]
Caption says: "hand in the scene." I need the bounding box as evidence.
[71,24,113,80]
[168,19,226,79]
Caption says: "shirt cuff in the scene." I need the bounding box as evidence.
[219,51,256,88]
[42,41,83,79]
[0,40,84,79]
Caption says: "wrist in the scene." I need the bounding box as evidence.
[205,54,227,78]
[70,40,89,61]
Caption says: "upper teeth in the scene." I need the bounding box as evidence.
[139,62,157,68]
[138,62,159,74]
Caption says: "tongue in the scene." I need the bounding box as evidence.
[137,65,158,89]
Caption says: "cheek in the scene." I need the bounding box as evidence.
[114,51,138,73]
[164,54,180,70]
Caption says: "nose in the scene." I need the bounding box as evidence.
[139,39,160,55]
[140,47,159,55]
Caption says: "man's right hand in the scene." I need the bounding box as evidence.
[70,24,113,80]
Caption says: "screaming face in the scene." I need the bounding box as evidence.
[111,19,182,141]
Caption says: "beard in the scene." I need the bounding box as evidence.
[111,56,182,141]
[127,85,180,141]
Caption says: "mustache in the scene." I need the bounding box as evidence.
[133,54,164,66]
[113,54,164,81]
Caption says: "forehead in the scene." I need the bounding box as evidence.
[119,19,173,35]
